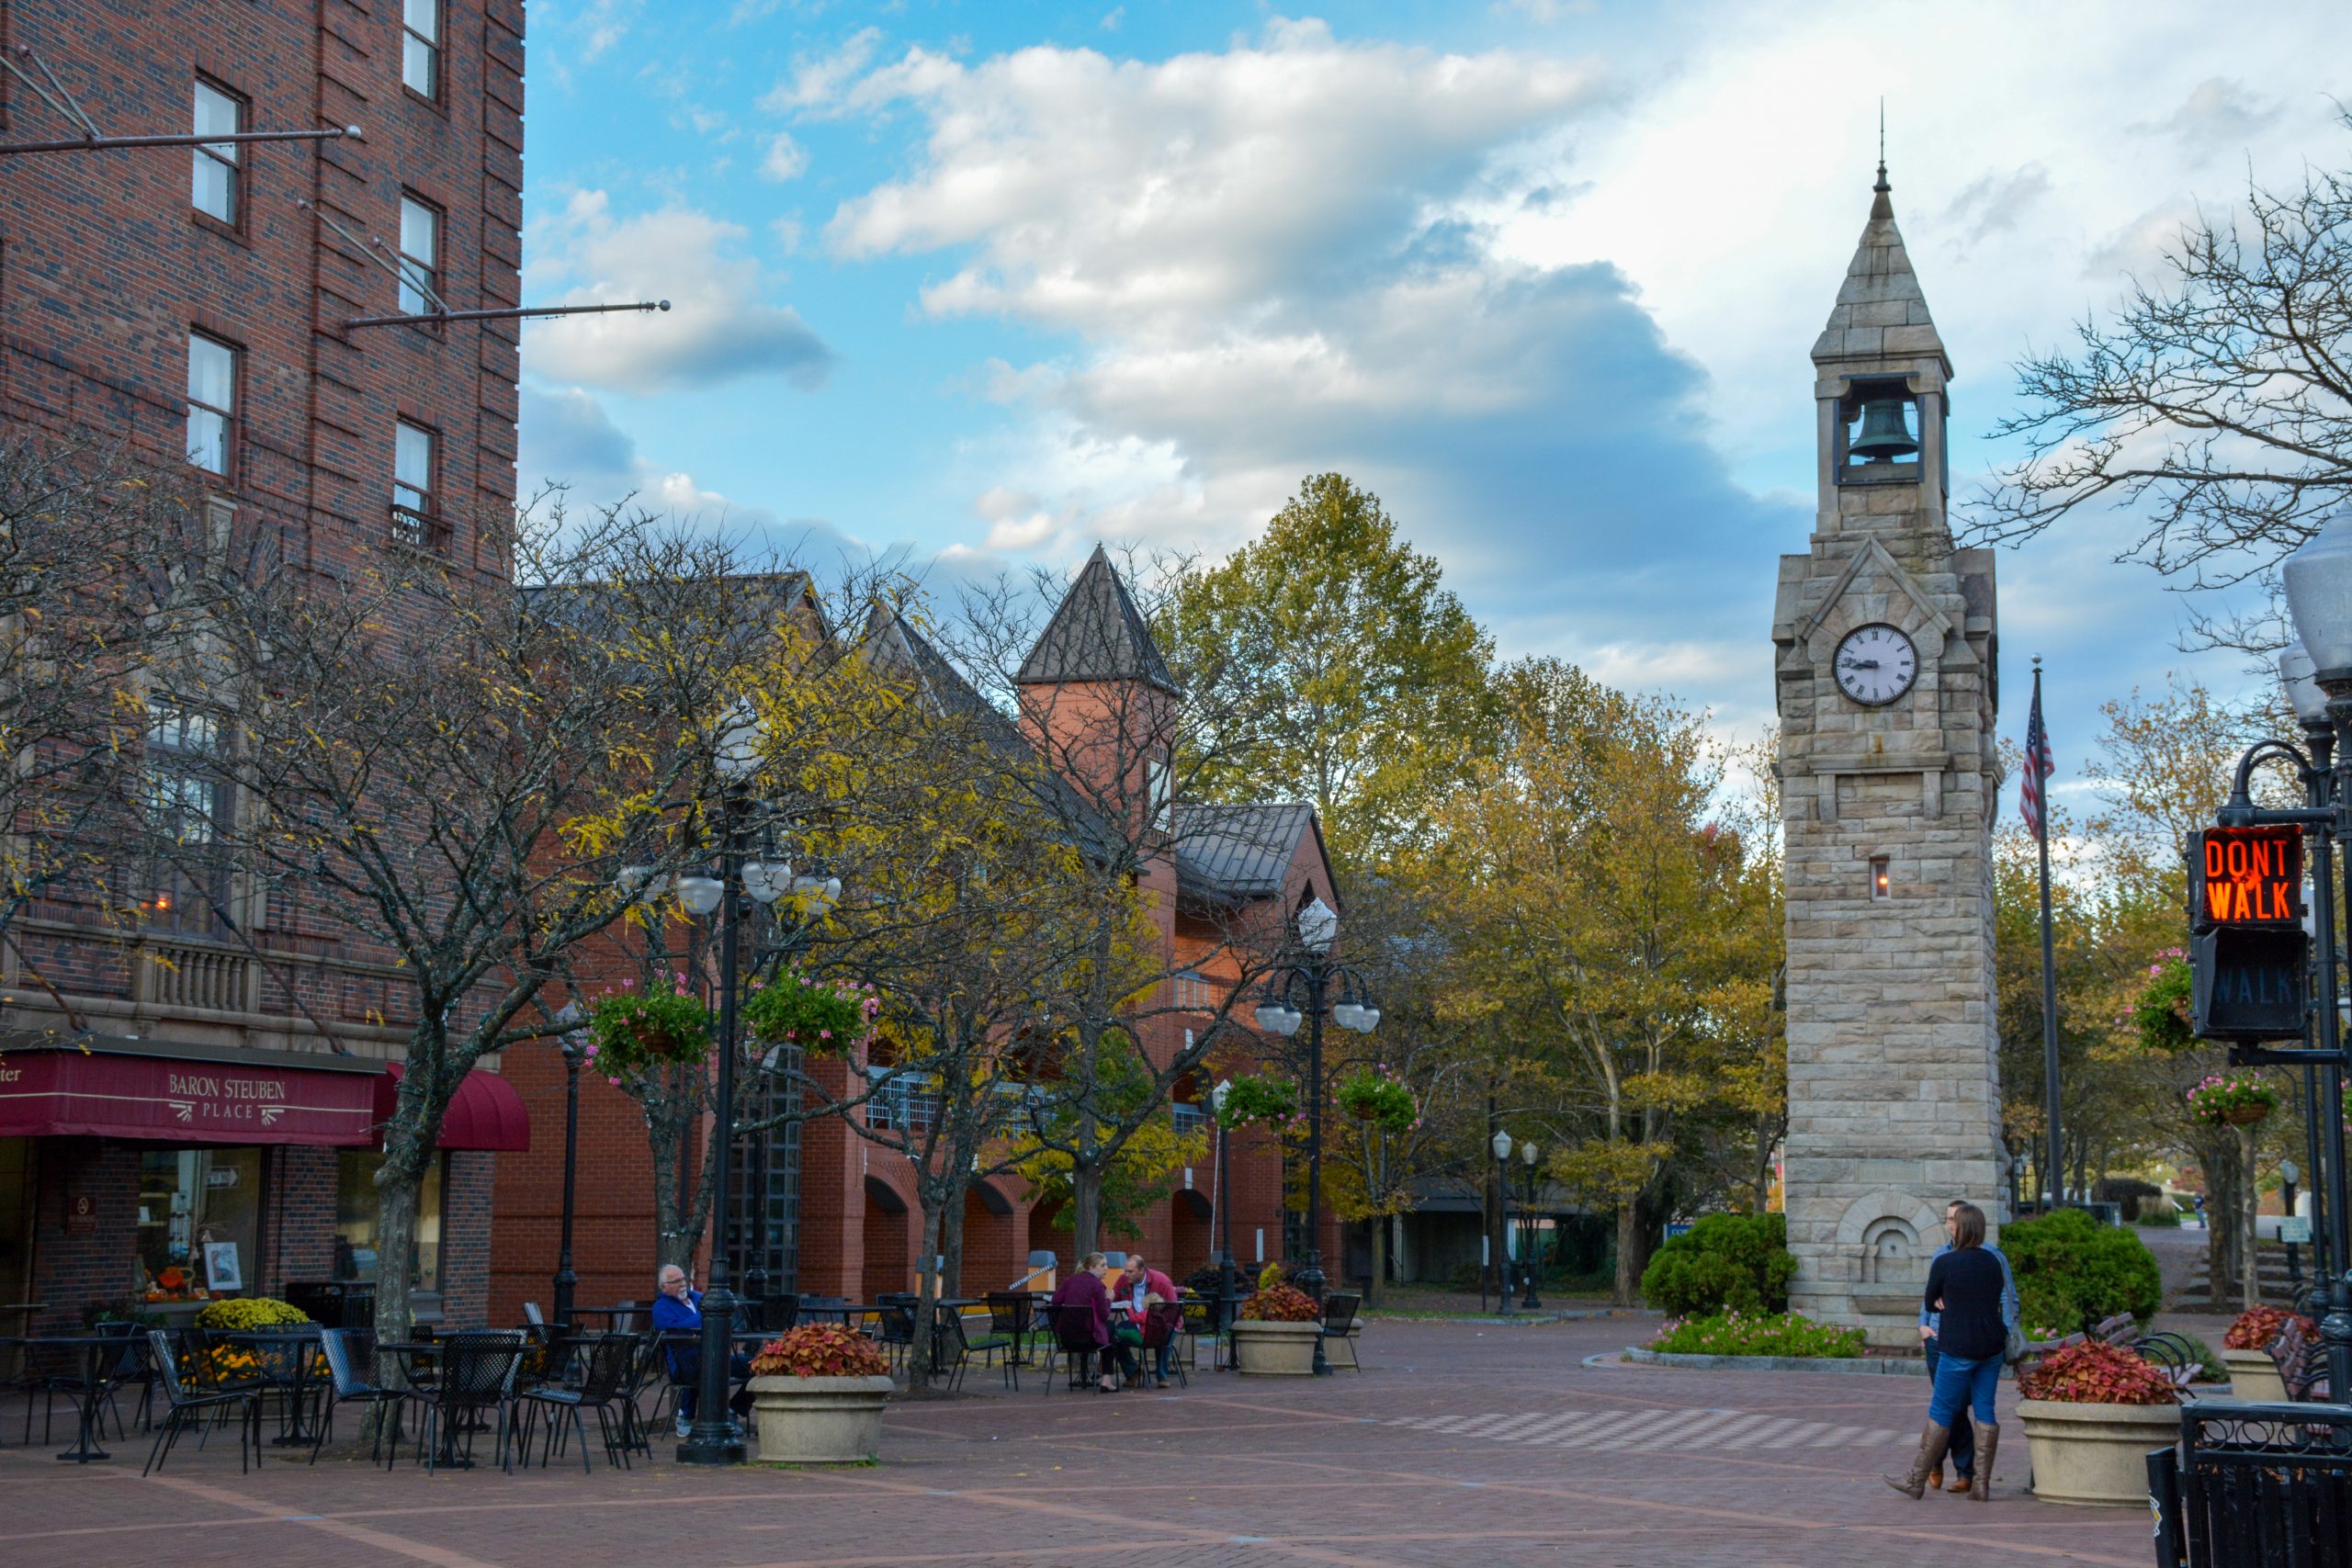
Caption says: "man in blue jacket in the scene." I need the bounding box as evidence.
[1918,1199,2020,1492]
[653,1264,752,1437]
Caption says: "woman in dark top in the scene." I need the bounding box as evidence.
[1887,1202,2007,1501]
[1048,1253,1133,1393]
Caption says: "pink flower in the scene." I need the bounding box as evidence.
[622,977,636,989]
[608,1076,623,1087]
[583,1043,599,1058]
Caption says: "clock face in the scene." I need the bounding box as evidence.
[1833,623,1918,705]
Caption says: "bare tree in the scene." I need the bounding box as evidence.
[209,503,736,1343]
[1973,119,2352,652]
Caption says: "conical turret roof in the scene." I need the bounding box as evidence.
[1014,544,1182,694]
[1812,164,1950,376]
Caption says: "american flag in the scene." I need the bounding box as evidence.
[2020,680,2054,839]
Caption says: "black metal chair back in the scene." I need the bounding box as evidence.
[1052,1302,1102,1353]
[575,1333,639,1404]
[440,1330,527,1405]
[145,1331,196,1406]
[876,1300,917,1347]
[986,1292,1032,1341]
[2154,1400,2352,1568]
[1320,1292,1361,1336]
[768,1293,800,1333]
[320,1328,378,1399]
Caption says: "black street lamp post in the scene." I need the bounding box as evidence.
[1491,1130,1516,1318]
[1519,1140,1543,1312]
[551,1023,586,1332]
[1252,897,1378,1377]
[676,780,750,1466]
[2215,517,2352,1409]
[1211,1079,1240,1344]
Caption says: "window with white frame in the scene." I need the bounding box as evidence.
[401,0,441,98]
[392,421,435,544]
[191,82,241,224]
[1172,971,1216,1012]
[397,195,439,315]
[186,334,236,476]
[865,1067,938,1134]
[144,703,231,930]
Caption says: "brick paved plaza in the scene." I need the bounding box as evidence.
[0,1316,2154,1568]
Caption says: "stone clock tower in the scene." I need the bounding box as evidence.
[1772,164,2007,1345]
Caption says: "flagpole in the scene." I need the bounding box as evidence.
[2032,657,2064,1211]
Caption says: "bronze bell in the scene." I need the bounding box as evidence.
[1849,396,1918,462]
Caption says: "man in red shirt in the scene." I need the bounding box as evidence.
[1120,1254,1181,1384]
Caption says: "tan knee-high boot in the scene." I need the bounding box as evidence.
[1883,1421,1951,1499]
[1969,1424,1998,1501]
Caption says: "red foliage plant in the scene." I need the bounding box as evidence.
[2223,1305,2315,1352]
[2018,1340,2180,1406]
[748,1323,892,1380]
[1238,1283,1321,1323]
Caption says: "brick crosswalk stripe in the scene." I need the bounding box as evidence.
[1806,1425,1864,1447]
[1478,1413,1560,1439]
[1681,1412,1787,1450]
[1621,1408,1728,1450]
[1544,1410,1657,1447]
[1503,1410,1595,1442]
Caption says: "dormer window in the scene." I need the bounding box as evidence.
[1837,378,1921,481]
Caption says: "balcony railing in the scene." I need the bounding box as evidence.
[131,938,259,1014]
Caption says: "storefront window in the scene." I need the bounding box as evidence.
[137,1146,262,1300]
[334,1150,442,1292]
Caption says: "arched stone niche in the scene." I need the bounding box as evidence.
[1836,1190,1944,1285]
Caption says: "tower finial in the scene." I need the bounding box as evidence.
[1871,99,1893,219]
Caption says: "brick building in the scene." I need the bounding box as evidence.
[0,0,529,1333]
[486,550,1342,1321]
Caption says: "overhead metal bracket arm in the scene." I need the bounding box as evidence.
[0,48,358,156]
[342,300,672,331]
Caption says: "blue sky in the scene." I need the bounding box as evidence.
[514,0,2352,795]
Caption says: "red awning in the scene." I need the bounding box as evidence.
[0,1040,381,1146]
[375,1064,530,1152]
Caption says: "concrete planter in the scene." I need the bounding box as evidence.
[2220,1348,2288,1403]
[746,1374,895,1465]
[1231,1319,1320,1376]
[2017,1398,2180,1507]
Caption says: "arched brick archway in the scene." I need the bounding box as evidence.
[1170,1188,1214,1277]
[861,1175,910,1302]
[962,1180,1017,1294]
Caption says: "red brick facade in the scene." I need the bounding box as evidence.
[0,0,524,1327]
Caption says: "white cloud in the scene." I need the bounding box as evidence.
[523,190,834,395]
[824,21,1600,337]
[762,131,808,182]
[762,27,886,114]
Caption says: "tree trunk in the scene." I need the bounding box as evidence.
[1612,1198,1639,1307]
[1754,1122,1775,1215]
[906,1200,944,1393]
[1366,1214,1386,1308]
[368,1150,424,1369]
[1069,1163,1102,1261]
[2240,1123,2262,1311]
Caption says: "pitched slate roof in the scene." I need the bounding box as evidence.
[1167,801,1319,907]
[1014,545,1182,695]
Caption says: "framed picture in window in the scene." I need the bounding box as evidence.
[203,1240,243,1292]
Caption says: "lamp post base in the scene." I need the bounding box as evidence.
[676,1428,748,1466]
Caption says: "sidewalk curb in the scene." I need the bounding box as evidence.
[1599,1348,1971,1377]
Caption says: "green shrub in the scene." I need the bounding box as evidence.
[2001,1208,2161,1334]
[1650,1309,1863,1359]
[1639,1213,1796,1317]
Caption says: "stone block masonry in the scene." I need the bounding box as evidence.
[1774,171,2007,1347]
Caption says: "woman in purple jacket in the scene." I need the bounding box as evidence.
[1049,1253,1136,1392]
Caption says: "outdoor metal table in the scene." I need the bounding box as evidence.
[219,1327,324,1447]
[3,1333,135,1462]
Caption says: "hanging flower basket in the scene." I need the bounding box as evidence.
[1215,1074,1297,1130]
[742,971,880,1060]
[2186,1073,2280,1130]
[585,974,712,1079]
[1333,1067,1418,1135]
[2132,950,2195,1053]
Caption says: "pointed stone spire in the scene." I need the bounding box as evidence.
[1015,543,1182,694]
[1812,164,1949,377]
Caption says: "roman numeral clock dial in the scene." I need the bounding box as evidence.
[1832,623,1917,705]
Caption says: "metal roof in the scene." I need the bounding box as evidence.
[1013,545,1181,694]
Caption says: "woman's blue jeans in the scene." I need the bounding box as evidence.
[1928,1349,2001,1429]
